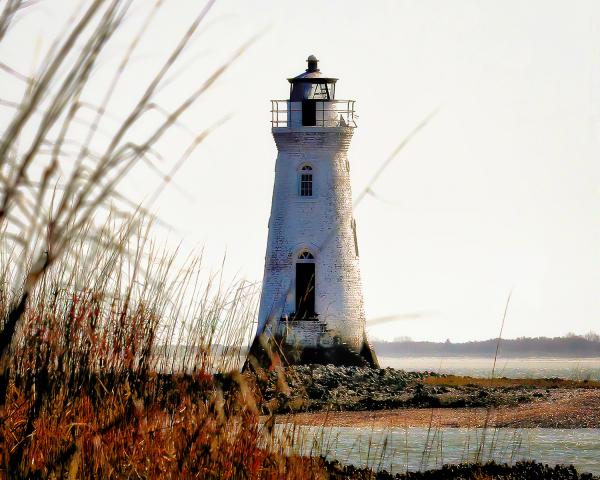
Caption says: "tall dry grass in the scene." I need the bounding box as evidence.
[0,1,330,478]
[0,224,325,477]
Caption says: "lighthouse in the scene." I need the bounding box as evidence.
[249,56,378,369]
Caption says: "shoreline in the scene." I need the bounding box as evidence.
[275,389,600,428]
[252,364,600,416]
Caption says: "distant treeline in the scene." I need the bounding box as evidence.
[373,334,600,358]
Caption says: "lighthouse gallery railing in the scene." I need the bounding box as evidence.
[271,100,356,128]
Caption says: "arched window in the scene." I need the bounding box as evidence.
[299,165,313,197]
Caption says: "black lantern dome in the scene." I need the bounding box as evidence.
[288,55,337,101]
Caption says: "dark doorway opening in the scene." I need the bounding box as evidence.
[295,262,315,318]
[302,100,316,126]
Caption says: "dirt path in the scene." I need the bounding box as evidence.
[276,389,600,428]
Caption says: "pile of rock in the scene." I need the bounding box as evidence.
[256,365,428,412]
[252,365,547,414]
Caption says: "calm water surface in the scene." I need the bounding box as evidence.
[277,426,600,475]
[378,356,600,380]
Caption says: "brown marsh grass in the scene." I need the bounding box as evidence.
[422,375,600,389]
[0,1,331,478]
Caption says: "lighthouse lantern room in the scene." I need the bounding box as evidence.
[251,55,378,368]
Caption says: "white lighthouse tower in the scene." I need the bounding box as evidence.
[249,55,378,368]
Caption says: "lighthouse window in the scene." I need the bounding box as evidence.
[300,165,313,197]
[309,83,331,100]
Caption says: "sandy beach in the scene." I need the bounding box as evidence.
[276,389,600,428]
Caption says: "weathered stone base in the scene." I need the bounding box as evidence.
[243,333,379,372]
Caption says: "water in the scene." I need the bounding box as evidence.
[277,426,600,475]
[274,357,600,475]
[378,356,600,380]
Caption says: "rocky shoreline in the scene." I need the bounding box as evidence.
[246,365,600,477]
[250,364,597,415]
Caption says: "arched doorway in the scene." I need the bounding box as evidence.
[296,250,315,319]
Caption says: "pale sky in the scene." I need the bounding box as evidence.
[2,1,600,342]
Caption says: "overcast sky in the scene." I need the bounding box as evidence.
[3,0,600,342]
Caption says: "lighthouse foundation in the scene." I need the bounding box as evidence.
[245,317,379,370]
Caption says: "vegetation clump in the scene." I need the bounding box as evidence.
[323,460,599,480]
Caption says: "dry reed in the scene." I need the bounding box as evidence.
[0,1,330,478]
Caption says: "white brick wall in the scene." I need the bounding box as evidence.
[257,125,367,353]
